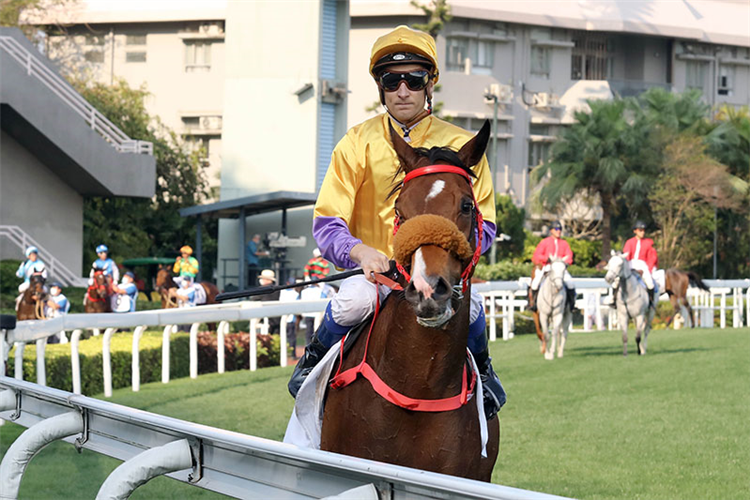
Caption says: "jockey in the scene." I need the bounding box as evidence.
[89,244,120,285]
[622,220,658,306]
[173,245,200,287]
[113,271,138,313]
[175,276,198,308]
[288,26,506,420]
[529,221,576,312]
[16,246,47,292]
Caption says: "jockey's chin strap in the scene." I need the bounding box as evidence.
[392,165,483,296]
[329,279,476,412]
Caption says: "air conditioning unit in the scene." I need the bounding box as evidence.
[534,92,549,107]
[199,23,224,36]
[199,116,222,130]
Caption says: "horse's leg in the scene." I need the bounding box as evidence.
[551,303,563,359]
[665,294,679,327]
[681,296,696,328]
[634,313,645,356]
[559,310,572,358]
[619,307,629,356]
[642,307,654,355]
[540,311,553,360]
[532,310,545,353]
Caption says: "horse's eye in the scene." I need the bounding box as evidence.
[461,200,473,214]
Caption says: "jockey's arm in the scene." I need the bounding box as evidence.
[471,154,497,254]
[110,263,120,283]
[16,261,25,279]
[173,259,181,274]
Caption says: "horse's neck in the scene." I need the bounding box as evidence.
[368,295,470,398]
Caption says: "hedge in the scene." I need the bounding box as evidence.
[6,330,287,396]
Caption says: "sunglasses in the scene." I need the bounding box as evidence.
[377,70,431,92]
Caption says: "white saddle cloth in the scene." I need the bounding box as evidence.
[194,283,207,305]
[283,340,488,457]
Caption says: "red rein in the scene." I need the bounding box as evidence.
[330,164,481,412]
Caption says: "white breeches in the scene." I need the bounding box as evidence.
[18,282,29,293]
[330,274,483,327]
[630,260,654,289]
[531,265,574,290]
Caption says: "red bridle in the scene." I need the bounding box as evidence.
[392,165,484,294]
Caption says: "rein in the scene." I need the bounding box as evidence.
[392,165,483,295]
[329,280,476,412]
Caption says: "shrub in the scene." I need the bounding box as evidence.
[475,261,533,281]
[1,259,22,295]
[494,195,526,259]
[196,331,285,371]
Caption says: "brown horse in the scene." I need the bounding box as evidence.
[17,273,48,320]
[529,265,547,353]
[663,268,709,328]
[320,123,499,481]
[155,266,219,309]
[85,270,112,313]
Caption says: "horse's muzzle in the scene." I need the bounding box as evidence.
[405,275,455,327]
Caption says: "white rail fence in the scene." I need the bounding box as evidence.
[0,225,88,287]
[0,377,567,500]
[0,35,153,155]
[2,280,749,397]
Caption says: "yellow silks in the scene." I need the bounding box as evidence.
[314,113,496,261]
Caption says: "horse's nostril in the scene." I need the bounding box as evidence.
[432,277,451,300]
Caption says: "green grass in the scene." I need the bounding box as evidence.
[2,327,749,499]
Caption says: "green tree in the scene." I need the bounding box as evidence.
[72,79,217,278]
[410,0,452,38]
[531,98,656,257]
[494,194,525,260]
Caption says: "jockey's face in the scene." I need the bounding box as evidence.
[381,63,433,124]
[28,253,38,262]
[181,252,189,258]
[50,286,60,296]
[98,251,107,259]
[550,227,561,238]
[634,228,645,239]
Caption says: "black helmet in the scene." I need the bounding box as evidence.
[550,220,563,230]
[632,220,647,230]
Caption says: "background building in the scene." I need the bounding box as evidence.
[0,27,155,284]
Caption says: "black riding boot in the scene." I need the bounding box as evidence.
[529,288,539,312]
[288,331,333,399]
[473,348,507,421]
[566,287,577,313]
[647,288,655,308]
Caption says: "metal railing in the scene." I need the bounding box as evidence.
[0,225,88,287]
[0,377,566,500]
[0,35,153,155]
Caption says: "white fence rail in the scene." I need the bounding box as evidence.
[3,279,749,397]
[0,225,88,287]
[0,35,153,155]
[0,377,566,500]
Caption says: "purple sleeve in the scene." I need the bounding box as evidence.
[481,220,497,255]
[312,216,363,270]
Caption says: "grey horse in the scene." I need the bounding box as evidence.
[604,251,655,356]
[537,258,573,360]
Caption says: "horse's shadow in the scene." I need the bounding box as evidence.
[569,346,713,357]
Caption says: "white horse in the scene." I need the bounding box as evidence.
[604,251,655,356]
[537,258,573,360]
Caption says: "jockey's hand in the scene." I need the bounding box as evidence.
[350,244,390,283]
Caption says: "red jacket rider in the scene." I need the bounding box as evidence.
[532,235,573,267]
[622,237,658,272]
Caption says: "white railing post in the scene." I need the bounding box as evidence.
[102,327,117,397]
[35,338,46,386]
[280,315,289,368]
[70,329,83,394]
[217,321,227,374]
[720,290,727,329]
[131,325,147,392]
[189,323,200,379]
[249,319,258,372]
[161,325,173,383]
[14,342,25,380]
[488,293,497,342]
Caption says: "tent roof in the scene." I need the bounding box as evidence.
[179,191,317,219]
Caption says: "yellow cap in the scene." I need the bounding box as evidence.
[370,25,439,83]
[180,245,193,255]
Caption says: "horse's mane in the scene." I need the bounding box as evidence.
[387,146,476,200]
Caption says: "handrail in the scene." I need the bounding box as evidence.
[0,377,569,500]
[0,225,87,287]
[0,35,153,155]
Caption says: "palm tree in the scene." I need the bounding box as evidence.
[531,98,655,257]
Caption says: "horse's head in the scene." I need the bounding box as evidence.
[29,272,46,298]
[548,257,567,292]
[604,250,629,286]
[156,266,172,288]
[389,120,490,327]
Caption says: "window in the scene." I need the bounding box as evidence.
[126,52,146,63]
[686,61,707,91]
[446,36,494,74]
[529,124,551,136]
[181,116,201,130]
[531,46,550,78]
[185,41,212,72]
[84,50,104,63]
[718,65,734,96]
[528,142,551,168]
[571,32,614,80]
[126,34,147,46]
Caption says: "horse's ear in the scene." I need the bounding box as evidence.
[389,121,421,173]
[610,249,616,256]
[457,120,491,169]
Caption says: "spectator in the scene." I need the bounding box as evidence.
[175,276,198,308]
[303,248,332,281]
[246,234,270,287]
[250,269,281,333]
[45,282,71,344]
[113,271,138,313]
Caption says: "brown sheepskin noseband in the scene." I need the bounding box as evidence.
[393,214,474,267]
